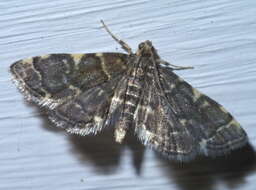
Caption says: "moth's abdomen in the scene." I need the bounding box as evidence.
[124,64,148,119]
[114,68,145,143]
[123,78,142,119]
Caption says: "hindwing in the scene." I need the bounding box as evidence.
[49,75,123,135]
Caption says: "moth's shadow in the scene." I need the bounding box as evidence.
[159,144,256,190]
[68,127,145,175]
[37,104,256,189]
[31,104,145,174]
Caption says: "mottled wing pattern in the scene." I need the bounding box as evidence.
[134,76,196,161]
[159,67,248,157]
[11,53,128,134]
[104,76,128,129]
[10,41,248,160]
[10,53,128,109]
[135,66,247,160]
[49,75,123,135]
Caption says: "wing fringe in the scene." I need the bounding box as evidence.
[11,73,59,109]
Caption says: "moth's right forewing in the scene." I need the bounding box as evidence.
[134,83,196,161]
[160,67,248,156]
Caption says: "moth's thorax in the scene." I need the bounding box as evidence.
[136,40,159,59]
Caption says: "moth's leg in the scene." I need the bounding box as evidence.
[160,60,194,70]
[101,20,133,55]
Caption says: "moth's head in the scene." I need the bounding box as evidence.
[136,40,158,57]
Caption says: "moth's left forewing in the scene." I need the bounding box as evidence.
[159,66,248,156]
[10,52,129,134]
[10,53,128,110]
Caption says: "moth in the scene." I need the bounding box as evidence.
[10,20,248,161]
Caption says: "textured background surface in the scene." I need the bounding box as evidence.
[0,0,256,189]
